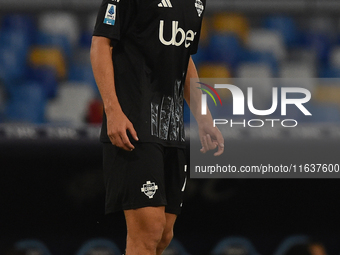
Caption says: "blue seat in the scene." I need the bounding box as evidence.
[319,66,340,78]
[26,66,59,99]
[5,81,46,123]
[0,30,31,56]
[163,238,189,255]
[79,30,93,48]
[68,64,98,94]
[308,103,340,122]
[211,236,259,255]
[75,238,121,255]
[192,45,208,67]
[240,50,278,75]
[264,16,300,48]
[15,239,52,255]
[274,235,309,255]
[207,33,242,69]
[36,32,72,60]
[302,32,333,65]
[0,46,27,80]
[1,14,36,36]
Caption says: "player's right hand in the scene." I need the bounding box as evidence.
[106,109,139,151]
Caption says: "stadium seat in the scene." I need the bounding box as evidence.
[26,66,59,99]
[212,13,249,42]
[329,46,340,68]
[75,238,121,255]
[5,81,46,123]
[88,12,98,29]
[286,47,317,68]
[72,48,92,66]
[236,63,274,110]
[79,31,93,48]
[247,29,286,62]
[0,83,6,122]
[302,31,332,65]
[309,102,340,122]
[29,47,67,79]
[36,32,72,59]
[319,66,340,78]
[198,63,231,78]
[0,46,26,80]
[308,16,335,35]
[279,62,316,93]
[86,98,103,124]
[240,50,278,75]
[46,82,95,124]
[1,14,36,39]
[68,64,98,93]
[211,236,259,255]
[236,62,273,79]
[207,33,242,68]
[39,12,80,46]
[314,84,340,106]
[191,45,208,67]
[15,239,52,255]
[0,29,31,55]
[280,62,315,78]
[163,238,189,255]
[264,16,300,48]
[274,235,309,255]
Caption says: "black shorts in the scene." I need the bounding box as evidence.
[103,142,187,215]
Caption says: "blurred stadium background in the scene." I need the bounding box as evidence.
[1,0,340,254]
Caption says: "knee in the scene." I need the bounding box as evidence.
[129,218,166,250]
[158,228,174,250]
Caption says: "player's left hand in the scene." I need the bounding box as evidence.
[198,123,224,156]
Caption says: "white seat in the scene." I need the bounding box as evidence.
[330,46,340,68]
[39,12,80,46]
[247,29,286,61]
[88,12,98,32]
[280,62,316,93]
[236,63,274,107]
[46,82,95,124]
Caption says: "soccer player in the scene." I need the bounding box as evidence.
[90,0,224,254]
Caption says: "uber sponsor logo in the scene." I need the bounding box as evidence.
[104,4,116,26]
[159,20,196,48]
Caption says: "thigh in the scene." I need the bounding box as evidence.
[163,147,187,215]
[103,142,167,214]
[124,206,166,237]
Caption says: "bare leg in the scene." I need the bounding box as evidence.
[124,206,166,255]
[156,213,177,255]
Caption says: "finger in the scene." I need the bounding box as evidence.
[110,133,131,151]
[206,134,217,150]
[216,131,225,151]
[119,132,135,151]
[127,123,139,141]
[214,132,225,156]
[214,144,224,156]
[200,135,209,153]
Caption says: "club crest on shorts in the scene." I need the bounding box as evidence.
[195,0,204,17]
[141,181,158,199]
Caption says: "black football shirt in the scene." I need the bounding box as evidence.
[93,0,205,148]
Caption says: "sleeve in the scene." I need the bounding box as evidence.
[190,0,206,55]
[190,26,201,55]
[92,0,136,41]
